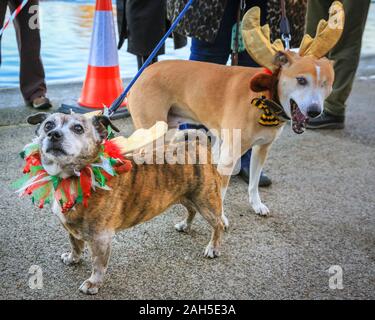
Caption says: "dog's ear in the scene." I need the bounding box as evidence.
[273,50,296,68]
[27,112,49,125]
[250,73,274,92]
[92,115,120,139]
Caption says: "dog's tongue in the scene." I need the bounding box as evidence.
[292,106,307,134]
[294,110,306,124]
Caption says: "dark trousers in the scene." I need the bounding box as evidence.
[190,0,267,66]
[0,0,46,102]
[306,0,370,117]
[189,0,267,170]
[137,55,158,70]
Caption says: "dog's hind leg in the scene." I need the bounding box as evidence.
[249,143,272,216]
[199,206,225,258]
[175,200,197,233]
[193,193,224,258]
[79,231,113,295]
[61,233,85,265]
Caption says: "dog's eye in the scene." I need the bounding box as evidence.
[44,121,55,132]
[296,77,308,86]
[72,124,84,134]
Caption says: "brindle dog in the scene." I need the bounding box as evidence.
[26,112,224,295]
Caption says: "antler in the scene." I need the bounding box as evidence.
[299,1,344,58]
[241,2,345,70]
[241,6,284,72]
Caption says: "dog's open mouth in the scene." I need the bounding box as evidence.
[46,146,67,156]
[290,99,307,134]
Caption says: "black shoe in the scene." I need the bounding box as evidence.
[239,168,272,187]
[306,111,345,129]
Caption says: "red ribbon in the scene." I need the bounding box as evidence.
[104,139,125,160]
[262,68,273,75]
[23,153,41,173]
[80,167,92,207]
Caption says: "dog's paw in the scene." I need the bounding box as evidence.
[175,220,190,233]
[61,252,80,265]
[251,202,270,216]
[221,214,229,231]
[79,279,100,295]
[203,242,220,259]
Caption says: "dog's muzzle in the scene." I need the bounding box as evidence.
[46,130,67,155]
[48,130,63,142]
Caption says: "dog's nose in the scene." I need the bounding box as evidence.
[48,130,63,141]
[307,104,321,118]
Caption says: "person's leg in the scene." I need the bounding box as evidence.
[189,0,238,64]
[305,0,331,38]
[189,0,271,187]
[237,0,268,67]
[0,1,7,66]
[9,0,50,107]
[307,0,370,129]
[190,0,267,65]
[137,55,158,70]
[326,0,370,117]
[238,0,271,187]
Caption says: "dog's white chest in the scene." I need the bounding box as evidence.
[52,200,66,224]
[253,125,285,146]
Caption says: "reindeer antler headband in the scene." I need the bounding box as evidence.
[241,1,345,72]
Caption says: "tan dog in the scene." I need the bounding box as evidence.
[26,112,224,295]
[128,3,344,217]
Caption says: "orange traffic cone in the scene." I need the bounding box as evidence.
[78,0,125,109]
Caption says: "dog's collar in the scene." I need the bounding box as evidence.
[251,68,290,126]
[252,95,290,127]
[12,140,132,213]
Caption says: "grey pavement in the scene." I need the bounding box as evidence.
[0,59,374,299]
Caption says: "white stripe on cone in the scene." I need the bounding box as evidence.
[88,11,119,67]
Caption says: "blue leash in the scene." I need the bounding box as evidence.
[109,0,195,116]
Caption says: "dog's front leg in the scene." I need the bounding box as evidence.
[61,234,85,265]
[79,232,113,295]
[217,138,240,230]
[249,143,272,216]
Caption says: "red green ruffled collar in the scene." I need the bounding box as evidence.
[13,139,132,213]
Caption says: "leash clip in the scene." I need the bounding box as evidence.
[281,33,291,50]
[279,0,292,51]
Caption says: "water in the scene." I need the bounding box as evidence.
[0,0,374,89]
[363,1,375,57]
[0,0,190,89]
